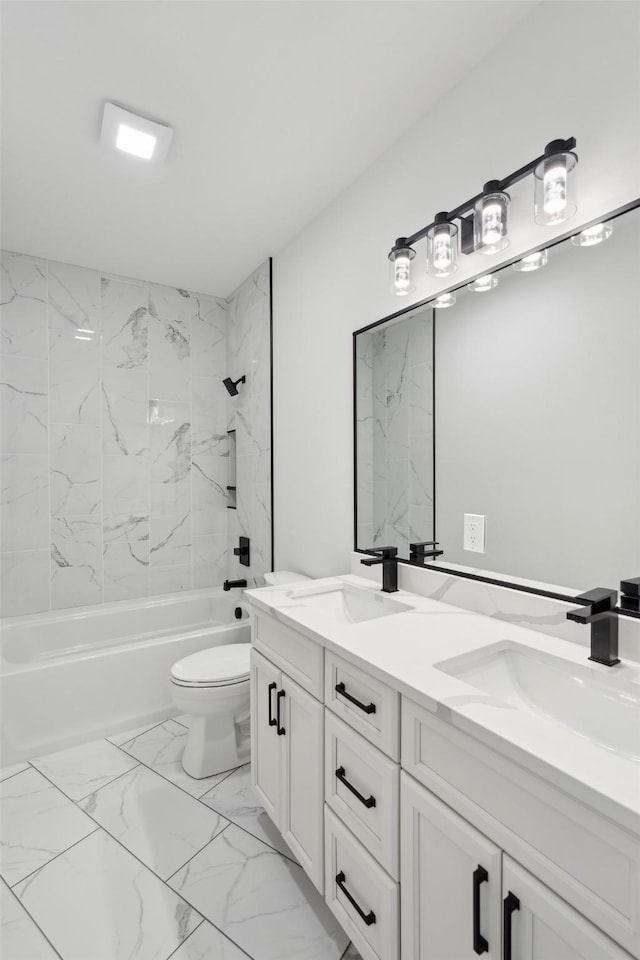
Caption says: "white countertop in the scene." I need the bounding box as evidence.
[245,574,640,836]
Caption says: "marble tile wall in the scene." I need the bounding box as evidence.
[356,310,434,557]
[1,251,272,616]
[225,261,272,589]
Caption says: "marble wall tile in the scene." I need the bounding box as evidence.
[192,376,227,456]
[48,261,100,361]
[101,276,148,372]
[150,400,191,517]
[0,356,48,454]
[103,515,149,602]
[410,361,433,439]
[409,439,434,509]
[1,455,49,551]
[0,252,48,359]
[49,359,101,425]
[409,504,434,544]
[149,563,192,596]
[103,455,149,516]
[51,516,102,609]
[50,423,101,518]
[150,514,192,567]
[192,456,227,536]
[192,534,227,589]
[149,284,191,400]
[102,369,150,457]
[0,550,50,617]
[191,295,226,380]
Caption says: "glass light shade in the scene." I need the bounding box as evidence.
[468,274,498,293]
[434,292,456,308]
[571,222,613,247]
[427,221,458,277]
[474,190,510,254]
[388,245,416,296]
[534,151,577,225]
[513,249,548,272]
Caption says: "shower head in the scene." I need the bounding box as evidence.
[223,375,246,397]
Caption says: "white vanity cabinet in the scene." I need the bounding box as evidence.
[250,623,324,891]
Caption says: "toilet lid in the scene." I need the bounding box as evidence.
[171,644,251,686]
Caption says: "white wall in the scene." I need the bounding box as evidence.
[273,1,640,577]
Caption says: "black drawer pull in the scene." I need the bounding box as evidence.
[335,682,376,715]
[472,865,489,954]
[336,767,376,809]
[503,892,520,960]
[276,689,286,736]
[268,682,277,727]
[335,871,376,926]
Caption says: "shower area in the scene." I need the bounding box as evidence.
[0,251,272,760]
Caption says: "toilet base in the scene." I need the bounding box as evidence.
[181,712,241,779]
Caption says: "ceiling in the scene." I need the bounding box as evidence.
[1,1,536,297]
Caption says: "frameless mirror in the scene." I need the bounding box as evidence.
[355,202,640,595]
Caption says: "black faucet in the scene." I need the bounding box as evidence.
[620,577,640,613]
[410,540,444,564]
[566,588,619,666]
[224,579,247,591]
[360,546,398,593]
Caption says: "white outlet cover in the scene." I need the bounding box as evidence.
[464,513,486,553]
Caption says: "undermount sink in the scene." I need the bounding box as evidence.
[435,641,640,761]
[286,583,414,624]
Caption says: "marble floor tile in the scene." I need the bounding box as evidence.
[106,719,164,746]
[0,761,30,781]
[13,830,202,960]
[201,764,295,860]
[172,713,191,728]
[0,767,96,886]
[168,824,349,960]
[79,765,229,880]
[119,719,232,798]
[341,945,362,960]
[168,919,249,960]
[30,739,139,801]
[1,879,60,960]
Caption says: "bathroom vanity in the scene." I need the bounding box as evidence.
[246,576,640,960]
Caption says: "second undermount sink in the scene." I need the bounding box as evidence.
[286,583,414,624]
[435,641,640,761]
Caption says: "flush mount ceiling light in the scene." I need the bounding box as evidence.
[100,102,173,162]
[387,136,577,295]
[468,274,498,293]
[571,222,613,247]
[513,249,548,272]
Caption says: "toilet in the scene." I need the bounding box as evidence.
[170,644,251,779]
[170,572,310,779]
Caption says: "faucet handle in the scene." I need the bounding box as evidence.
[573,587,617,614]
[620,577,640,612]
[364,546,397,559]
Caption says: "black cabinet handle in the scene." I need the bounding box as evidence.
[503,892,520,960]
[335,871,376,926]
[472,866,489,955]
[335,682,376,715]
[335,767,376,809]
[267,682,277,727]
[276,689,286,736]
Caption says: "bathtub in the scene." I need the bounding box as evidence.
[0,588,250,765]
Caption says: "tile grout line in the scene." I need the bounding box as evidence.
[162,918,206,960]
[29,754,139,806]
[7,827,101,891]
[2,878,66,960]
[0,762,34,785]
[163,821,231,883]
[72,759,142,805]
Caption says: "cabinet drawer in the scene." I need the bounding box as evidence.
[402,697,640,957]
[325,652,399,760]
[325,806,398,960]
[253,613,323,699]
[325,711,399,879]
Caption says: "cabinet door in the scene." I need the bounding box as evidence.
[250,648,282,826]
[401,772,502,960]
[279,675,324,891]
[503,857,633,960]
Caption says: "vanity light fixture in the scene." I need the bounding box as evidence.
[571,222,613,247]
[100,102,174,163]
[513,249,548,272]
[387,136,577,295]
[468,274,498,293]
[433,292,456,308]
[388,239,416,296]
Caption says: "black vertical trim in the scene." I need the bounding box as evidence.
[353,330,358,550]
[269,256,274,572]
[432,307,437,550]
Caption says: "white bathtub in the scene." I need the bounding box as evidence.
[0,588,250,765]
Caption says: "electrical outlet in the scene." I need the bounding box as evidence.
[464,513,486,553]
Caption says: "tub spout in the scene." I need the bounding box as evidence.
[224,579,247,591]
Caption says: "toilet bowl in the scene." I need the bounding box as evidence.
[170,644,251,779]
